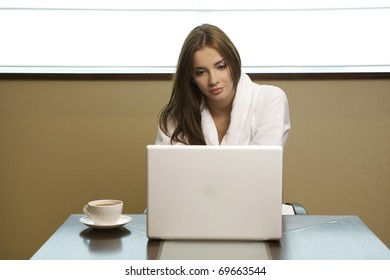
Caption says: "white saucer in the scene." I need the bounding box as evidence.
[79,215,132,229]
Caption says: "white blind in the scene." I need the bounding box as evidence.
[1,0,390,73]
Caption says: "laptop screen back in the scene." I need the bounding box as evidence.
[146,145,283,240]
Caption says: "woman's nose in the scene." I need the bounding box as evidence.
[208,70,219,86]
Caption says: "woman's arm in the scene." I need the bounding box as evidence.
[251,86,291,146]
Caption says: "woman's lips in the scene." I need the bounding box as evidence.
[210,87,223,95]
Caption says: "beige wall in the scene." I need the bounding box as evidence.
[0,78,389,259]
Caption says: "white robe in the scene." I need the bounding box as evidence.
[156,73,291,146]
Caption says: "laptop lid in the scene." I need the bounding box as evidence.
[146,145,283,240]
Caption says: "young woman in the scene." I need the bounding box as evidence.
[156,24,290,146]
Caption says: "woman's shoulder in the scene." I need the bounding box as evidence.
[250,82,287,102]
[240,73,286,97]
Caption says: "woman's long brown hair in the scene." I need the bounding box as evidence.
[159,24,241,145]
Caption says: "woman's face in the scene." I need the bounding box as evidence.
[191,47,236,106]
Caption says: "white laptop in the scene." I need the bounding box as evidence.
[146,145,283,241]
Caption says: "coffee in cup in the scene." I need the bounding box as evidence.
[83,199,123,225]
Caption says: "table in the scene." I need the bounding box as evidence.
[31,215,390,260]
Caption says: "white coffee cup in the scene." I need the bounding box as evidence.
[83,199,123,225]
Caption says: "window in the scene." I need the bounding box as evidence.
[1,0,389,74]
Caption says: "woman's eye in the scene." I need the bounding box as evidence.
[217,63,227,70]
[194,69,206,76]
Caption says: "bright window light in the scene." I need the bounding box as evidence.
[1,0,390,73]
